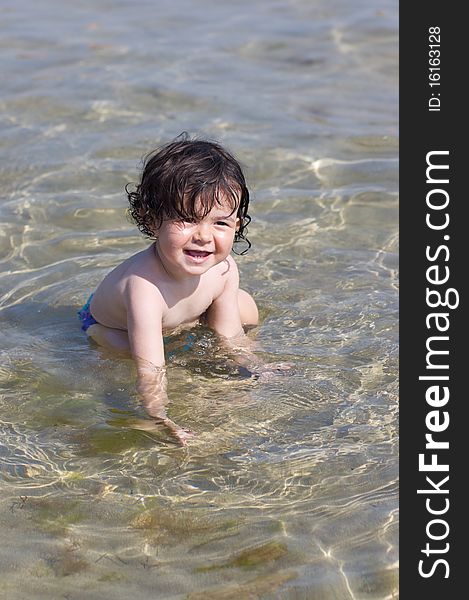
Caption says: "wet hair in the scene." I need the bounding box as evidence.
[126,133,251,254]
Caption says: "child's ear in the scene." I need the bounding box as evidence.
[235,217,241,231]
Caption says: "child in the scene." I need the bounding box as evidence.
[78,136,262,444]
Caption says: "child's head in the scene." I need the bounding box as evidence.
[127,134,251,253]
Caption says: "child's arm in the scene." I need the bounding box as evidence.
[205,260,268,372]
[125,279,194,444]
[205,257,245,339]
[206,258,292,378]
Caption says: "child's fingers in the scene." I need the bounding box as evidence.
[260,362,295,374]
[268,362,294,371]
[254,362,295,381]
[127,417,195,445]
[175,428,196,445]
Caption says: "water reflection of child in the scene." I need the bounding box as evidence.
[78,135,285,444]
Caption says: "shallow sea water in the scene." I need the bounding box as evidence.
[0,0,398,598]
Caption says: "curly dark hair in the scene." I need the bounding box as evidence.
[126,134,251,254]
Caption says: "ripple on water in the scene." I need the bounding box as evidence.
[0,0,398,596]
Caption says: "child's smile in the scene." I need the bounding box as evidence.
[183,248,213,262]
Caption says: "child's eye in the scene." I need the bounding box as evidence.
[216,221,230,226]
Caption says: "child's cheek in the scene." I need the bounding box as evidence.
[215,226,235,239]
[168,224,191,240]
[170,222,185,233]
[222,229,237,242]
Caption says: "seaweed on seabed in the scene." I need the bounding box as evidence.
[196,540,288,572]
[25,497,87,537]
[129,506,239,546]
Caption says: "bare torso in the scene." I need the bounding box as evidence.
[89,242,229,333]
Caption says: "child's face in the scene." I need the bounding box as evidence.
[155,195,239,279]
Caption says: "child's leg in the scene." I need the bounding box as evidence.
[86,323,131,354]
[238,289,259,327]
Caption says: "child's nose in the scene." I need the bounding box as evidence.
[193,223,212,242]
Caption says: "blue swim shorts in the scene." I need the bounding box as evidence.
[77,294,98,332]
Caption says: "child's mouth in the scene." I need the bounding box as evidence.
[184,249,212,262]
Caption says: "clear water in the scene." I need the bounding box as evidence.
[0,0,398,598]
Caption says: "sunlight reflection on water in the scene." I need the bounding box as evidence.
[0,0,398,597]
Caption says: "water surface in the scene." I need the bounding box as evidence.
[0,1,398,598]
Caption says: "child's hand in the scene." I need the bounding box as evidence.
[140,390,195,445]
[251,362,295,382]
[171,425,196,446]
[127,417,196,445]
[156,415,196,446]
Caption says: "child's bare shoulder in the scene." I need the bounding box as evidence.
[222,255,239,279]
[105,245,159,289]
[207,256,240,299]
[206,255,239,282]
[93,246,157,300]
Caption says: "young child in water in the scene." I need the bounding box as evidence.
[78,136,268,444]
